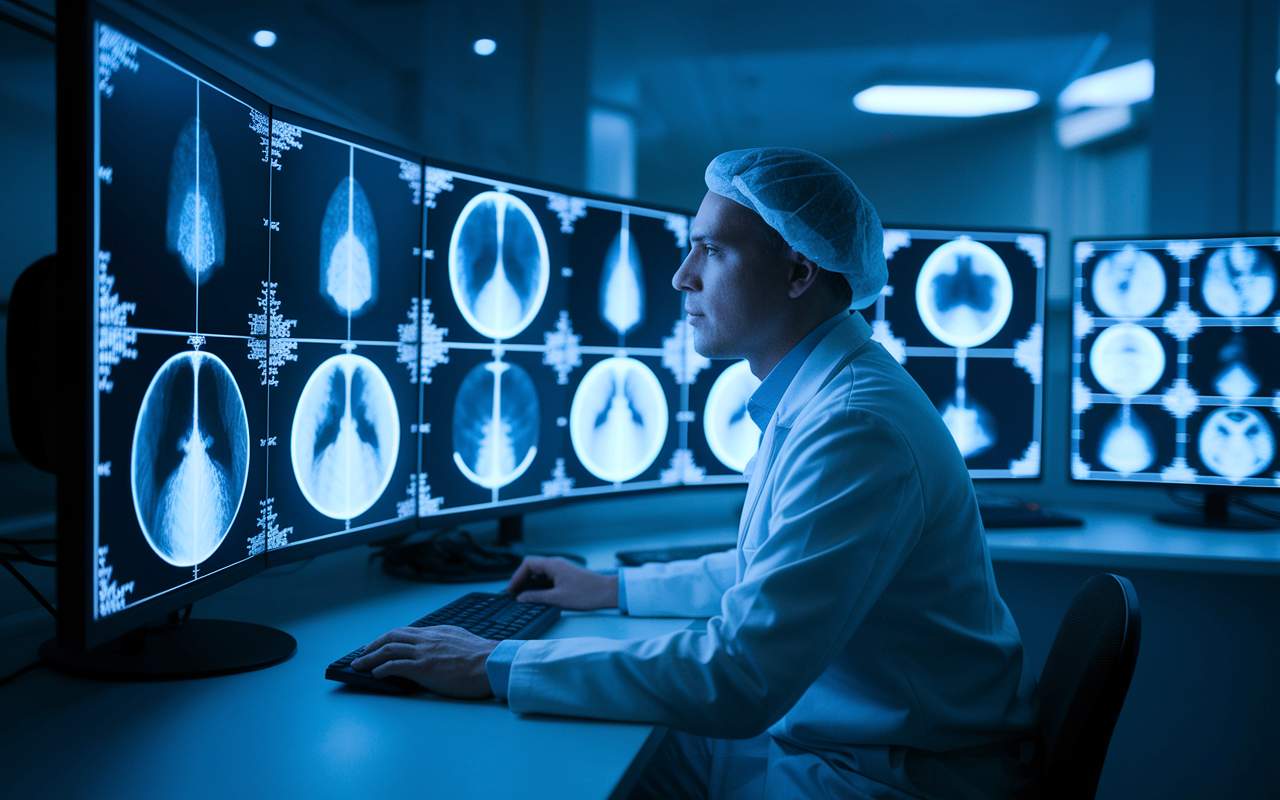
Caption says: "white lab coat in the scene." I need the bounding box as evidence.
[504,312,1038,797]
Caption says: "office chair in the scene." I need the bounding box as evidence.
[1038,573,1141,800]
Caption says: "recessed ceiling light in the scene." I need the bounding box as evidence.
[853,85,1040,117]
[252,30,277,48]
[1058,59,1153,112]
[473,38,497,56]
[1056,105,1134,149]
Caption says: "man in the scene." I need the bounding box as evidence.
[354,148,1039,799]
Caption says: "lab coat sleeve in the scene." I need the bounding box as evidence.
[503,402,925,738]
[621,550,737,618]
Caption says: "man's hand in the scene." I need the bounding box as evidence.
[351,626,498,698]
[508,556,619,610]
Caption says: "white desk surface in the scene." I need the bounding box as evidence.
[0,543,688,800]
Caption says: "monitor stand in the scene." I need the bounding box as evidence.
[39,613,296,681]
[1154,490,1279,531]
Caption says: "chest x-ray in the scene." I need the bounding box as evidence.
[1090,245,1167,319]
[291,354,400,520]
[702,360,762,473]
[915,238,1013,349]
[601,215,645,338]
[570,357,669,483]
[320,177,379,316]
[1088,323,1166,398]
[1201,242,1276,317]
[166,117,225,285]
[449,191,550,340]
[131,351,250,567]
[452,361,540,491]
[1199,407,1274,479]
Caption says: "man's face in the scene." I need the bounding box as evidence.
[672,191,792,362]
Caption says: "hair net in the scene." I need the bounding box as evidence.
[704,148,887,309]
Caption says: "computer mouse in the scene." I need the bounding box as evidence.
[511,572,555,594]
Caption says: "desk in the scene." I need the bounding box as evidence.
[0,543,690,800]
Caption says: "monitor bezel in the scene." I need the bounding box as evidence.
[1066,232,1280,493]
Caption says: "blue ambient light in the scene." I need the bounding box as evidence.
[853,86,1039,117]
[253,30,277,48]
[473,38,497,56]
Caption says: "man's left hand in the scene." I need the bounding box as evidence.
[351,625,499,698]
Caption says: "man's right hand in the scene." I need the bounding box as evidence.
[507,556,619,610]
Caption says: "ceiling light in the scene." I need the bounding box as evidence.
[473,38,497,56]
[853,85,1040,117]
[1058,59,1153,112]
[252,30,277,48]
[1056,105,1134,149]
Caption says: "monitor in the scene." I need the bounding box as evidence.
[1071,236,1280,528]
[871,228,1047,479]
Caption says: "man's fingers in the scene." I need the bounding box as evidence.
[515,588,552,604]
[370,659,420,682]
[506,560,534,593]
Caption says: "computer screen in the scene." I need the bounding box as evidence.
[1071,236,1279,487]
[91,12,270,622]
[871,228,1046,478]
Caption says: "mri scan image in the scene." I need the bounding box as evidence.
[939,392,997,459]
[703,360,762,473]
[320,177,379,317]
[452,361,541,490]
[291,353,400,520]
[1090,245,1167,319]
[600,218,645,337]
[1088,323,1166,397]
[1213,334,1260,399]
[1201,242,1276,317]
[131,351,249,567]
[1198,407,1274,480]
[166,117,225,285]
[1098,405,1156,475]
[570,357,669,483]
[449,191,550,340]
[915,238,1013,348]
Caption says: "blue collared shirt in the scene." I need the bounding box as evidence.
[746,311,850,434]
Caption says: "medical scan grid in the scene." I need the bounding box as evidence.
[94,19,271,618]
[1072,237,1280,487]
[869,229,1046,478]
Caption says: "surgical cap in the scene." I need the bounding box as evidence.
[704,148,887,309]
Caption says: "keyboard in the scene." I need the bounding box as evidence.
[325,592,562,694]
[616,541,736,566]
[979,503,1083,529]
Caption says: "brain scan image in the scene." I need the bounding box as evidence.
[291,354,400,520]
[131,351,249,567]
[1213,334,1259,399]
[320,177,380,317]
[915,238,1013,348]
[1201,242,1276,317]
[1198,407,1274,480]
[1090,245,1167,319]
[1098,404,1156,475]
[600,218,645,337]
[703,361,762,472]
[939,394,997,459]
[449,191,550,340]
[165,117,225,285]
[570,357,669,483]
[1088,323,1166,398]
[452,361,541,490]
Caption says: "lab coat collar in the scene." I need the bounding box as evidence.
[772,311,873,430]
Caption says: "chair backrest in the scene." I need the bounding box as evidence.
[1038,573,1141,800]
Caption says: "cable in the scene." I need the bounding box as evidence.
[0,658,50,688]
[0,537,56,545]
[0,559,56,619]
[1233,496,1280,521]
[0,538,57,567]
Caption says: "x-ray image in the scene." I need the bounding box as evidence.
[703,360,761,473]
[1088,323,1166,397]
[915,239,1013,348]
[320,177,379,317]
[601,215,645,337]
[131,351,249,567]
[570,357,669,483]
[1198,407,1274,480]
[1213,334,1259,398]
[939,394,997,459]
[166,117,225,285]
[1090,246,1166,319]
[1098,404,1156,475]
[449,191,550,340]
[452,361,540,490]
[1201,242,1276,317]
[291,354,400,520]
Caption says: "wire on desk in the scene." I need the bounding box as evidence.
[0,658,51,688]
[1234,496,1280,522]
[0,538,56,567]
[0,559,56,619]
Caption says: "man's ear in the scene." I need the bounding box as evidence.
[784,247,823,299]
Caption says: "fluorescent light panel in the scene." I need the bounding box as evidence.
[1056,105,1134,149]
[1058,59,1153,111]
[853,85,1039,117]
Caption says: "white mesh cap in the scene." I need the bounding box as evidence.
[704,148,886,309]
